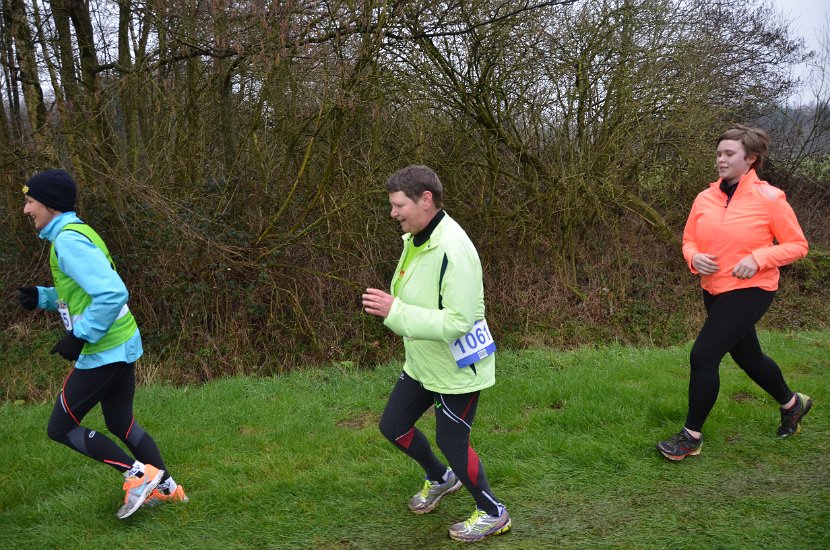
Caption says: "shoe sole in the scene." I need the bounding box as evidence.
[410,479,463,515]
[144,493,189,508]
[449,518,512,542]
[658,446,702,461]
[117,469,165,519]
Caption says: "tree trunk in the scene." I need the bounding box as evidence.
[0,0,22,142]
[118,0,138,170]
[51,0,79,109]
[65,0,98,94]
[65,0,119,181]
[5,0,47,136]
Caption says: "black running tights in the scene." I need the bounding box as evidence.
[47,362,169,479]
[685,288,794,431]
[379,371,501,516]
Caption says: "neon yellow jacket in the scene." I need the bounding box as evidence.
[384,213,496,393]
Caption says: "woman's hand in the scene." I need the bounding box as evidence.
[731,254,759,279]
[692,253,719,275]
[17,286,38,310]
[362,288,394,318]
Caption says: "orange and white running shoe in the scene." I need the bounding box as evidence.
[144,485,189,507]
[117,464,164,519]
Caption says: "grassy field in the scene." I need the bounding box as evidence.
[0,331,827,549]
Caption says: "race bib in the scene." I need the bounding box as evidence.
[57,300,73,331]
[450,319,496,368]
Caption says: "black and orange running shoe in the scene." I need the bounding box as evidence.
[657,428,703,461]
[778,393,813,438]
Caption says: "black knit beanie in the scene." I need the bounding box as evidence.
[22,169,77,212]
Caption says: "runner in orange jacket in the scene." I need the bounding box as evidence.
[657,125,812,461]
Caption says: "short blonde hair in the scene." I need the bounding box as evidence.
[717,124,770,170]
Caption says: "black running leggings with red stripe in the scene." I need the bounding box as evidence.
[685,288,794,432]
[379,371,501,516]
[47,361,169,479]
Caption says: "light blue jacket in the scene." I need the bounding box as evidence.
[36,212,143,369]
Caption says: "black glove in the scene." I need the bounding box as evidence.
[17,286,38,310]
[50,332,88,361]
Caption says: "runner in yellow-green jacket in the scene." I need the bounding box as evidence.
[362,165,510,542]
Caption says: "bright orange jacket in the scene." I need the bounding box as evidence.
[682,169,808,295]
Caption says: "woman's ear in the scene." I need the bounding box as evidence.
[420,190,433,209]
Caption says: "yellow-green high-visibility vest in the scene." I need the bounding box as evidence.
[49,223,138,354]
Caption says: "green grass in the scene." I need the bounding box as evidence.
[1,331,828,549]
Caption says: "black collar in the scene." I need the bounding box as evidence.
[719,179,739,200]
[413,210,445,246]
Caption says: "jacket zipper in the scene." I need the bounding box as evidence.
[711,191,730,293]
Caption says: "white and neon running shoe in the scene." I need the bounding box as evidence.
[408,469,462,514]
[448,506,512,542]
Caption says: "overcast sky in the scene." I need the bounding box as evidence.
[768,0,829,103]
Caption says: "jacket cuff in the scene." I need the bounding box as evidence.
[383,298,403,334]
